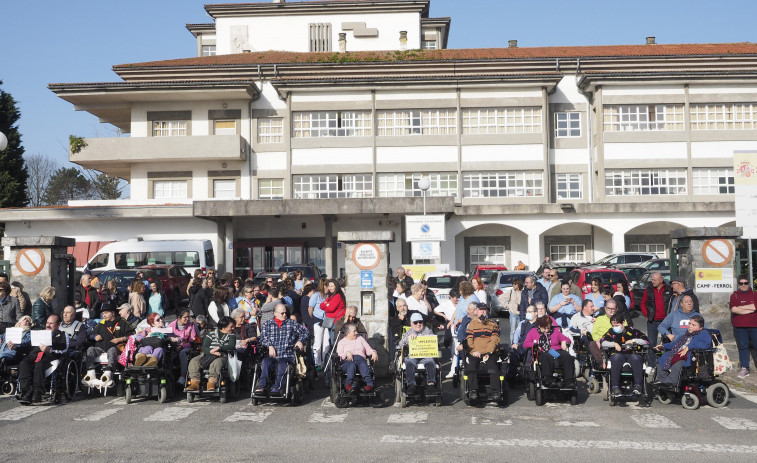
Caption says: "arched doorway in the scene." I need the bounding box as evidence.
[454,223,528,273]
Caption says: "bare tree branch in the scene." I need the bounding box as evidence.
[24,153,60,207]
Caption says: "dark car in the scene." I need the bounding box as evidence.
[138,264,191,308]
[252,271,285,288]
[98,269,158,301]
[631,270,671,310]
[568,267,630,298]
[592,252,657,267]
[549,262,585,280]
[616,258,671,286]
[277,263,326,282]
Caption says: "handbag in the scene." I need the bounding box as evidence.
[712,336,733,376]
[227,352,242,382]
[141,335,165,349]
[320,317,334,330]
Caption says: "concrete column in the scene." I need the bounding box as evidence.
[324,215,336,278]
[611,232,625,254]
[527,232,541,270]
[225,220,235,275]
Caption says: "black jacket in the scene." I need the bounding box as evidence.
[644,283,673,322]
[189,285,210,318]
[518,284,549,318]
[76,285,100,311]
[92,317,135,351]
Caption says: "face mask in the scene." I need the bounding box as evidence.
[525,313,534,321]
[612,326,623,334]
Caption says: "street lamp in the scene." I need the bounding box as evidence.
[417,176,430,216]
[0,131,7,151]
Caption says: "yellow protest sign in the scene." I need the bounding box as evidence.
[408,335,439,358]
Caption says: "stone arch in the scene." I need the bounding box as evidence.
[539,221,614,264]
[453,223,528,273]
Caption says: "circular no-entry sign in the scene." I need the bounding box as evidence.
[701,239,733,268]
[16,248,46,276]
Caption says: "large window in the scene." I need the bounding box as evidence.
[691,103,757,130]
[293,111,371,138]
[213,179,236,199]
[462,107,542,134]
[153,180,188,199]
[152,120,187,137]
[259,179,284,200]
[556,173,583,199]
[470,245,506,269]
[693,168,735,195]
[555,112,581,138]
[309,23,331,52]
[421,40,438,49]
[605,169,687,196]
[550,244,585,262]
[377,109,456,136]
[201,45,216,56]
[463,171,544,198]
[293,174,373,199]
[630,243,666,256]
[603,105,684,132]
[257,118,284,143]
[377,173,458,198]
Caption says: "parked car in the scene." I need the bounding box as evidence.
[82,239,214,276]
[137,264,191,309]
[485,271,535,313]
[424,271,466,302]
[614,264,649,288]
[472,265,508,282]
[639,258,670,272]
[277,263,326,282]
[568,267,630,298]
[592,252,657,267]
[548,262,585,280]
[631,269,671,310]
[98,269,158,302]
[252,271,285,288]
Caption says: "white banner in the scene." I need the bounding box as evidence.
[405,215,446,242]
[734,151,757,239]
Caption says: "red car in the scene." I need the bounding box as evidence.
[568,267,629,299]
[472,265,508,283]
[138,264,191,309]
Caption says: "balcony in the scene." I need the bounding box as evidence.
[71,135,247,179]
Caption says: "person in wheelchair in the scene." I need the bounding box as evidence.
[569,300,598,350]
[133,313,175,367]
[337,323,377,392]
[0,315,32,368]
[590,300,624,368]
[654,314,710,386]
[82,303,134,388]
[464,303,502,400]
[254,304,308,395]
[397,313,438,395]
[186,316,237,392]
[18,314,69,404]
[599,313,649,396]
[524,315,575,387]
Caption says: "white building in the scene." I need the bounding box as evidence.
[1,0,750,279]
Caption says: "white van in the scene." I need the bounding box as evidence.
[83,239,215,275]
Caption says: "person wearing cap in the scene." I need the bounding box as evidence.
[82,302,135,389]
[18,314,69,404]
[668,276,699,315]
[658,293,702,342]
[465,303,502,400]
[396,312,438,395]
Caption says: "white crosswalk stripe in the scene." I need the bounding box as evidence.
[224,410,273,423]
[711,416,757,430]
[631,413,680,429]
[733,391,757,405]
[387,411,427,424]
[0,406,52,421]
[471,416,512,426]
[556,421,600,427]
[320,398,335,408]
[144,406,197,422]
[75,408,122,421]
[308,411,348,423]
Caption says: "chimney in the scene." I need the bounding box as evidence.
[338,33,347,52]
[508,39,518,48]
[399,31,407,50]
[646,36,656,45]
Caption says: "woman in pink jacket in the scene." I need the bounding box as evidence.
[168,309,198,386]
[524,315,575,386]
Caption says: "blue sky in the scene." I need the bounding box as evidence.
[2,0,756,168]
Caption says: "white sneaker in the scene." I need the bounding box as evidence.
[445,370,455,379]
[738,367,750,379]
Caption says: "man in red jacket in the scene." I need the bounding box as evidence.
[640,273,672,355]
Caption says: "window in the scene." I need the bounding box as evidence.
[152,120,187,137]
[550,244,586,262]
[153,180,188,199]
[605,169,687,196]
[693,168,735,195]
[259,179,284,200]
[293,174,373,199]
[463,171,544,198]
[603,105,684,132]
[556,173,582,199]
[630,243,666,256]
[377,109,457,136]
[462,107,542,134]
[88,253,109,270]
[470,246,506,269]
[691,103,757,130]
[258,118,284,143]
[308,247,326,274]
[293,111,371,138]
[213,120,236,135]
[309,23,331,52]
[555,112,581,137]
[377,173,458,198]
[213,179,236,198]
[421,40,437,49]
[201,45,216,56]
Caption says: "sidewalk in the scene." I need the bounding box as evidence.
[718,340,757,393]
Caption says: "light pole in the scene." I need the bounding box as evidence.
[0,131,8,151]
[417,176,430,216]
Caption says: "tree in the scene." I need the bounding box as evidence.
[42,167,90,205]
[84,171,122,200]
[25,153,60,207]
[0,80,29,208]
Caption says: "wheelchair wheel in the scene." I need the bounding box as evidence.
[291,380,304,405]
[609,393,617,407]
[394,377,402,404]
[251,397,260,406]
[65,360,79,401]
[602,376,609,401]
[330,376,339,404]
[158,386,168,404]
[706,383,729,408]
[2,381,16,396]
[125,385,133,404]
[526,382,535,401]
[452,371,460,389]
[588,377,601,394]
[460,375,469,405]
[569,391,578,406]
[582,366,591,382]
[657,389,673,405]
[219,387,228,403]
[534,387,545,406]
[681,392,700,410]
[186,392,195,403]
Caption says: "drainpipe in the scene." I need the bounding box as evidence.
[576,62,594,204]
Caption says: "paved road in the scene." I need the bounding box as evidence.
[1,372,756,462]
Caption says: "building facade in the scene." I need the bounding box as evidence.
[1,0,750,279]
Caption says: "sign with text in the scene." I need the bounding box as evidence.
[408,335,439,358]
[360,270,373,289]
[405,215,446,242]
[411,241,440,260]
[352,243,381,270]
[403,264,450,282]
[695,268,734,293]
[734,151,757,239]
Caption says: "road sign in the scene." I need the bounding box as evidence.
[701,239,734,268]
[695,268,734,293]
[360,270,373,289]
[352,243,381,270]
[405,215,445,242]
[15,248,45,276]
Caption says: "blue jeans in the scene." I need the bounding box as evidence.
[733,326,757,370]
[646,320,662,358]
[404,357,436,387]
[179,347,191,378]
[341,355,373,387]
[258,356,293,390]
[509,313,520,344]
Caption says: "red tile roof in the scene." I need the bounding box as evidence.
[114,43,757,69]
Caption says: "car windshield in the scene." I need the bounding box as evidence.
[478,270,498,281]
[498,274,528,286]
[593,255,617,266]
[427,276,460,289]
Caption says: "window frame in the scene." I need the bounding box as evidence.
[257,117,284,143]
[152,120,188,137]
[462,107,543,135]
[292,111,372,138]
[292,174,374,199]
[550,244,586,262]
[463,171,544,198]
[554,111,581,138]
[258,178,285,200]
[556,173,583,199]
[692,167,735,195]
[377,109,457,136]
[604,169,687,196]
[377,172,458,198]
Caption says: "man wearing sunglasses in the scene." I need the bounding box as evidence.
[396,312,438,395]
[730,274,757,379]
